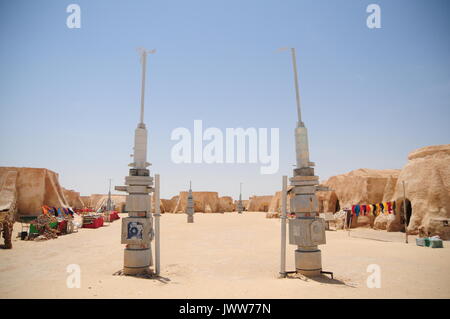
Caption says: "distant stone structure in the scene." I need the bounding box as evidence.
[246,195,273,212]
[0,167,77,216]
[63,188,84,209]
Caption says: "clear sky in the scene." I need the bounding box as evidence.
[0,0,449,199]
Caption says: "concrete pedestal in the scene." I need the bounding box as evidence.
[295,247,322,277]
[123,246,153,275]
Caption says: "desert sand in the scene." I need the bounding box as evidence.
[1,212,449,299]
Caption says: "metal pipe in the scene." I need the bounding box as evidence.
[290,48,302,125]
[154,174,161,275]
[280,175,288,277]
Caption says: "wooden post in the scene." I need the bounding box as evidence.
[280,176,288,278]
[348,209,353,236]
[402,181,408,244]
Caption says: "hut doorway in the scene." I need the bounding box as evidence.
[399,198,412,228]
[335,199,340,213]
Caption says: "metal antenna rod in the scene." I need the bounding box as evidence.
[290,48,302,125]
[139,50,147,124]
[138,48,156,125]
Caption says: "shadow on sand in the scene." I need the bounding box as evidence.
[286,273,355,287]
[113,269,171,284]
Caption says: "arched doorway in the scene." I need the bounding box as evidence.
[335,199,340,213]
[398,198,412,230]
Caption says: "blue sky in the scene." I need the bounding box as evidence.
[0,0,449,199]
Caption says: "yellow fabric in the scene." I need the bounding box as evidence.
[383,202,388,215]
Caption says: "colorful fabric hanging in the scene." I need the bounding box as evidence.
[355,205,360,216]
[387,202,393,214]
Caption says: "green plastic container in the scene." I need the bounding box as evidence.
[29,221,58,234]
[429,238,444,248]
[416,237,443,248]
[29,224,39,234]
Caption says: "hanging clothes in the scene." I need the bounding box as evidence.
[387,202,393,214]
[366,204,372,216]
[352,205,356,216]
[362,205,367,216]
[355,205,360,217]
[392,201,396,215]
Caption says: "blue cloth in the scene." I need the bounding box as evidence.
[355,205,360,216]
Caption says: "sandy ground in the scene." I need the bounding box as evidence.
[1,212,449,299]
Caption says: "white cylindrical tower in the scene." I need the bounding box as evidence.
[115,48,157,276]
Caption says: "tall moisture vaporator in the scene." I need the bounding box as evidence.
[281,48,328,277]
[115,48,160,276]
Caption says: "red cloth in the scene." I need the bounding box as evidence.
[83,216,104,229]
[110,211,120,221]
[57,220,67,233]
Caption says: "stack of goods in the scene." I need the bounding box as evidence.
[109,211,120,221]
[416,236,444,248]
[42,205,77,235]
[29,214,59,240]
[82,214,104,229]
[351,201,396,217]
[102,211,120,223]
